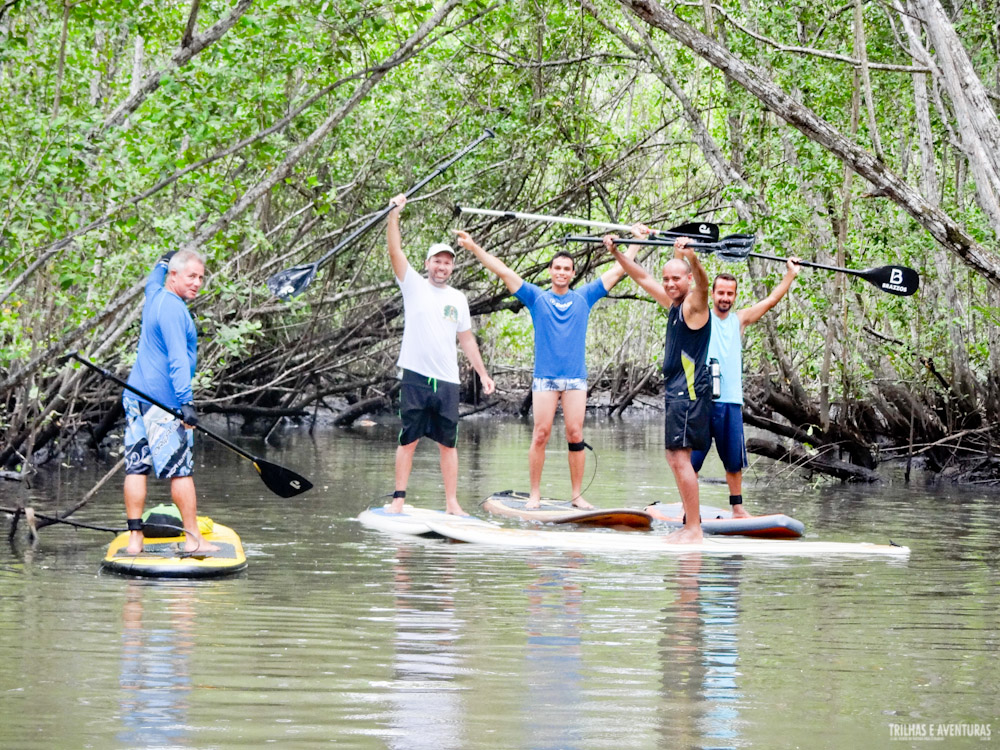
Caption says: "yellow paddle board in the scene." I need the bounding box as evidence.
[101,516,247,578]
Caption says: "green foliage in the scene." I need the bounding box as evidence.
[1,0,998,456]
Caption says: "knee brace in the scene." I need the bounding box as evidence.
[568,440,591,452]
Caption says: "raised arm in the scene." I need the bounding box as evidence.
[737,257,801,332]
[387,193,410,282]
[602,235,671,307]
[600,223,648,291]
[676,239,710,326]
[457,329,496,395]
[453,229,523,294]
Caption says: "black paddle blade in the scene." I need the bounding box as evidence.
[56,350,79,366]
[660,221,719,242]
[253,458,314,498]
[266,263,318,301]
[863,265,920,296]
[694,234,757,261]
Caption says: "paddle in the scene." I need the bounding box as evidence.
[60,352,313,498]
[455,205,720,242]
[562,233,756,255]
[572,235,919,296]
[267,128,496,301]
[734,251,920,296]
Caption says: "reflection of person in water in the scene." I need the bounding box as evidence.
[388,544,464,750]
[118,581,195,748]
[655,555,742,748]
[523,554,585,748]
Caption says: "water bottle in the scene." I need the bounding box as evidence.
[709,358,721,400]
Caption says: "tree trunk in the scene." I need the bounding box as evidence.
[618,0,1000,287]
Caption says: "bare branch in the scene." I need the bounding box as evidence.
[181,0,201,48]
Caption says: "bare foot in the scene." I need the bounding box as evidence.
[184,537,221,554]
[387,498,405,514]
[730,505,751,519]
[524,493,542,510]
[571,497,595,510]
[445,502,466,516]
[125,532,144,556]
[663,526,704,545]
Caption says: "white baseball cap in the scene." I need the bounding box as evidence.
[426,243,456,260]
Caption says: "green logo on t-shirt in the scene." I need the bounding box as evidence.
[443,305,458,323]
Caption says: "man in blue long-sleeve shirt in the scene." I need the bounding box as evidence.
[122,250,218,554]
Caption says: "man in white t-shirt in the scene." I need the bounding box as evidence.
[386,193,495,515]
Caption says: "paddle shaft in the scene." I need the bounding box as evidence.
[563,234,740,250]
[68,353,261,465]
[746,251,862,275]
[456,205,715,239]
[311,128,495,273]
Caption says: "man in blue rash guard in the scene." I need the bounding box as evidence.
[454,225,646,509]
[122,249,218,555]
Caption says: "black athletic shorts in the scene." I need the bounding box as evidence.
[398,369,460,447]
[664,393,711,451]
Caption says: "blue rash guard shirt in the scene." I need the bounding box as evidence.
[707,310,743,405]
[513,277,607,379]
[124,264,197,409]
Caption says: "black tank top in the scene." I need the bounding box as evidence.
[663,303,711,401]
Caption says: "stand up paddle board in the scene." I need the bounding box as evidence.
[357,504,497,538]
[482,490,653,529]
[102,516,247,578]
[423,517,909,558]
[645,502,805,539]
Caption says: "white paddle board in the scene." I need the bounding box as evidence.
[357,504,497,538]
[423,517,909,558]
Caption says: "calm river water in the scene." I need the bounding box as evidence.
[0,415,997,749]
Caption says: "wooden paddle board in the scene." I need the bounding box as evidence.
[645,502,805,539]
[102,518,247,578]
[423,517,910,558]
[357,504,497,538]
[481,490,654,529]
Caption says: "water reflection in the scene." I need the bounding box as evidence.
[118,581,195,748]
[388,544,465,749]
[523,555,584,750]
[657,555,743,750]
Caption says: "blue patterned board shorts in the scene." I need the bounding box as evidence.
[123,396,193,479]
[532,377,588,392]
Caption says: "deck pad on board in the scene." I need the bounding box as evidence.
[423,517,909,557]
[102,521,247,578]
[482,490,653,529]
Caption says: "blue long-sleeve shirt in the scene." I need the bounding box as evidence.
[124,264,197,409]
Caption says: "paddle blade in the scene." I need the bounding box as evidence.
[863,265,920,296]
[266,264,318,301]
[253,458,314,498]
[660,221,719,242]
[698,234,756,262]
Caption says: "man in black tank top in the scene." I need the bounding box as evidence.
[603,235,711,544]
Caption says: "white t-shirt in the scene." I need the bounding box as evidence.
[396,265,471,384]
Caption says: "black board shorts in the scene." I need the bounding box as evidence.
[664,394,711,451]
[398,369,460,448]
